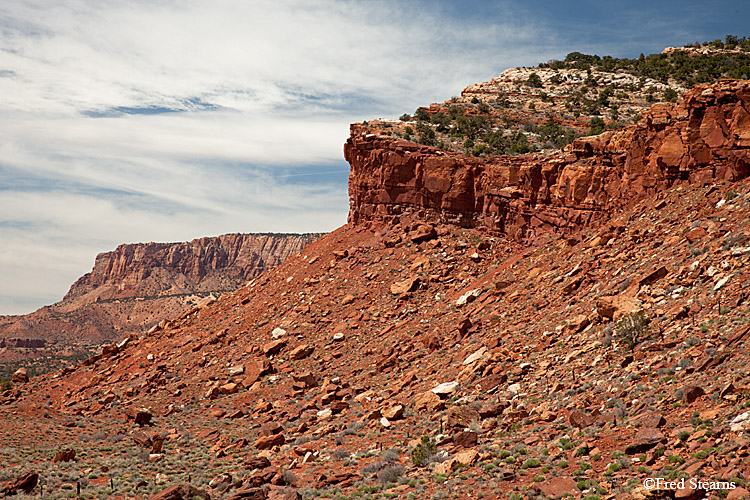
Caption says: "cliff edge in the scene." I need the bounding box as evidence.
[346,80,750,241]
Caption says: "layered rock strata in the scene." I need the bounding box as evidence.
[346,80,750,241]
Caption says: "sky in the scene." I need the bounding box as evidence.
[0,0,748,315]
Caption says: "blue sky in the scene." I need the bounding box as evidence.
[0,0,747,315]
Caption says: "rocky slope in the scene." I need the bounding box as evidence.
[0,233,320,347]
[1,79,749,500]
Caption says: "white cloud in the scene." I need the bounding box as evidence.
[0,1,551,116]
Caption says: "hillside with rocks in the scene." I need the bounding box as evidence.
[2,59,750,500]
[0,233,320,377]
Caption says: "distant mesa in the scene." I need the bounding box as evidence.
[0,232,321,347]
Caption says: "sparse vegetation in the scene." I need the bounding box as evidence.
[411,436,438,466]
[614,312,651,350]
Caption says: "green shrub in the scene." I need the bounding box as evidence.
[614,312,651,350]
[414,108,430,121]
[663,88,679,102]
[589,117,606,135]
[411,436,437,466]
[527,73,543,88]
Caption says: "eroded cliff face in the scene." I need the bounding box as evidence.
[63,233,319,304]
[0,233,321,344]
[346,80,750,241]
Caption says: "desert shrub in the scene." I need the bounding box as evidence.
[527,73,543,88]
[281,469,298,485]
[416,122,436,146]
[430,112,451,132]
[663,88,679,102]
[340,421,362,437]
[614,312,651,350]
[411,436,437,466]
[403,126,414,141]
[293,435,314,446]
[723,232,747,250]
[589,117,606,135]
[414,108,430,121]
[521,458,542,469]
[380,448,400,462]
[538,121,576,149]
[376,464,404,485]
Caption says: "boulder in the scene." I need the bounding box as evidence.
[2,471,38,495]
[382,404,404,420]
[262,339,287,356]
[683,385,705,404]
[414,391,444,412]
[292,371,318,389]
[568,409,595,429]
[289,344,314,360]
[390,277,420,295]
[126,407,153,426]
[132,430,153,448]
[446,405,481,431]
[456,290,480,307]
[410,224,437,243]
[243,358,273,387]
[533,476,579,499]
[431,381,459,396]
[267,487,302,500]
[245,456,272,470]
[147,484,211,500]
[453,431,478,448]
[259,422,283,437]
[727,487,750,500]
[730,411,750,432]
[255,433,285,450]
[209,473,233,489]
[225,487,267,500]
[11,367,29,384]
[625,427,666,454]
[434,449,478,475]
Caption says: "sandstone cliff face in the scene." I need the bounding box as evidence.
[63,233,319,304]
[0,233,320,343]
[346,80,750,241]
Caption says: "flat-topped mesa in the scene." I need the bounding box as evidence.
[63,233,319,302]
[345,80,750,242]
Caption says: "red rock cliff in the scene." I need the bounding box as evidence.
[64,233,320,302]
[0,233,321,344]
[345,80,750,241]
